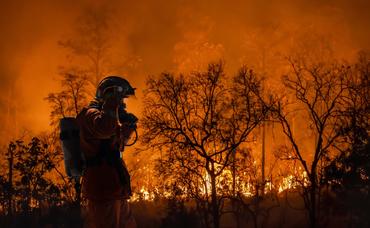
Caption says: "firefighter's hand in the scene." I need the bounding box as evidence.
[102,86,121,110]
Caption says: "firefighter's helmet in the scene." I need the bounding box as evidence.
[95,76,135,101]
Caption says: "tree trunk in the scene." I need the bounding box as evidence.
[210,173,220,228]
[232,149,236,197]
[261,122,266,196]
[309,175,317,228]
[231,150,239,227]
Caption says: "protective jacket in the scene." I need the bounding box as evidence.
[77,105,131,201]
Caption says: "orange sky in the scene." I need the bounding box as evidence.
[0,0,369,142]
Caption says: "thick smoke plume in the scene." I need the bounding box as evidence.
[0,0,369,142]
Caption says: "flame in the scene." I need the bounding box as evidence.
[132,166,310,201]
[278,175,295,193]
[278,171,309,193]
[130,187,156,202]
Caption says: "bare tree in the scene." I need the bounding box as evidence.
[142,62,273,228]
[275,56,348,227]
[45,70,88,127]
[58,8,112,88]
[324,51,370,227]
[59,8,140,91]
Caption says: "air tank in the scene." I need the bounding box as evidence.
[60,117,85,178]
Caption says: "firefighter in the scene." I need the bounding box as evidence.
[77,76,137,228]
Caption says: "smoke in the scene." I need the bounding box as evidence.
[0,0,369,140]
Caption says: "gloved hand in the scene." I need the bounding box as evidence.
[102,86,122,110]
[101,87,123,121]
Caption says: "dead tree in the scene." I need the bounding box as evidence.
[58,8,140,90]
[275,57,348,228]
[324,51,370,227]
[45,71,88,127]
[142,62,273,228]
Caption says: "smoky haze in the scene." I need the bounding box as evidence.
[0,0,369,142]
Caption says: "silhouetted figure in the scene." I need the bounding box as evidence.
[77,76,137,228]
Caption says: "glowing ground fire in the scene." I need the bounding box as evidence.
[130,167,310,202]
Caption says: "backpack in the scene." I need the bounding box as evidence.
[60,117,85,178]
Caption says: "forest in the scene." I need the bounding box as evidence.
[0,1,369,228]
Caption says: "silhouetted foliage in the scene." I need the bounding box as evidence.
[8,138,64,212]
[0,136,84,227]
[45,71,89,127]
[161,200,201,228]
[142,62,275,228]
[324,51,370,227]
[275,55,350,227]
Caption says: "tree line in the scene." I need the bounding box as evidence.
[0,51,368,228]
[140,52,369,228]
[0,8,368,226]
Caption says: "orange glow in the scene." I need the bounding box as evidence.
[130,165,311,201]
[0,0,369,202]
[1,0,367,139]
